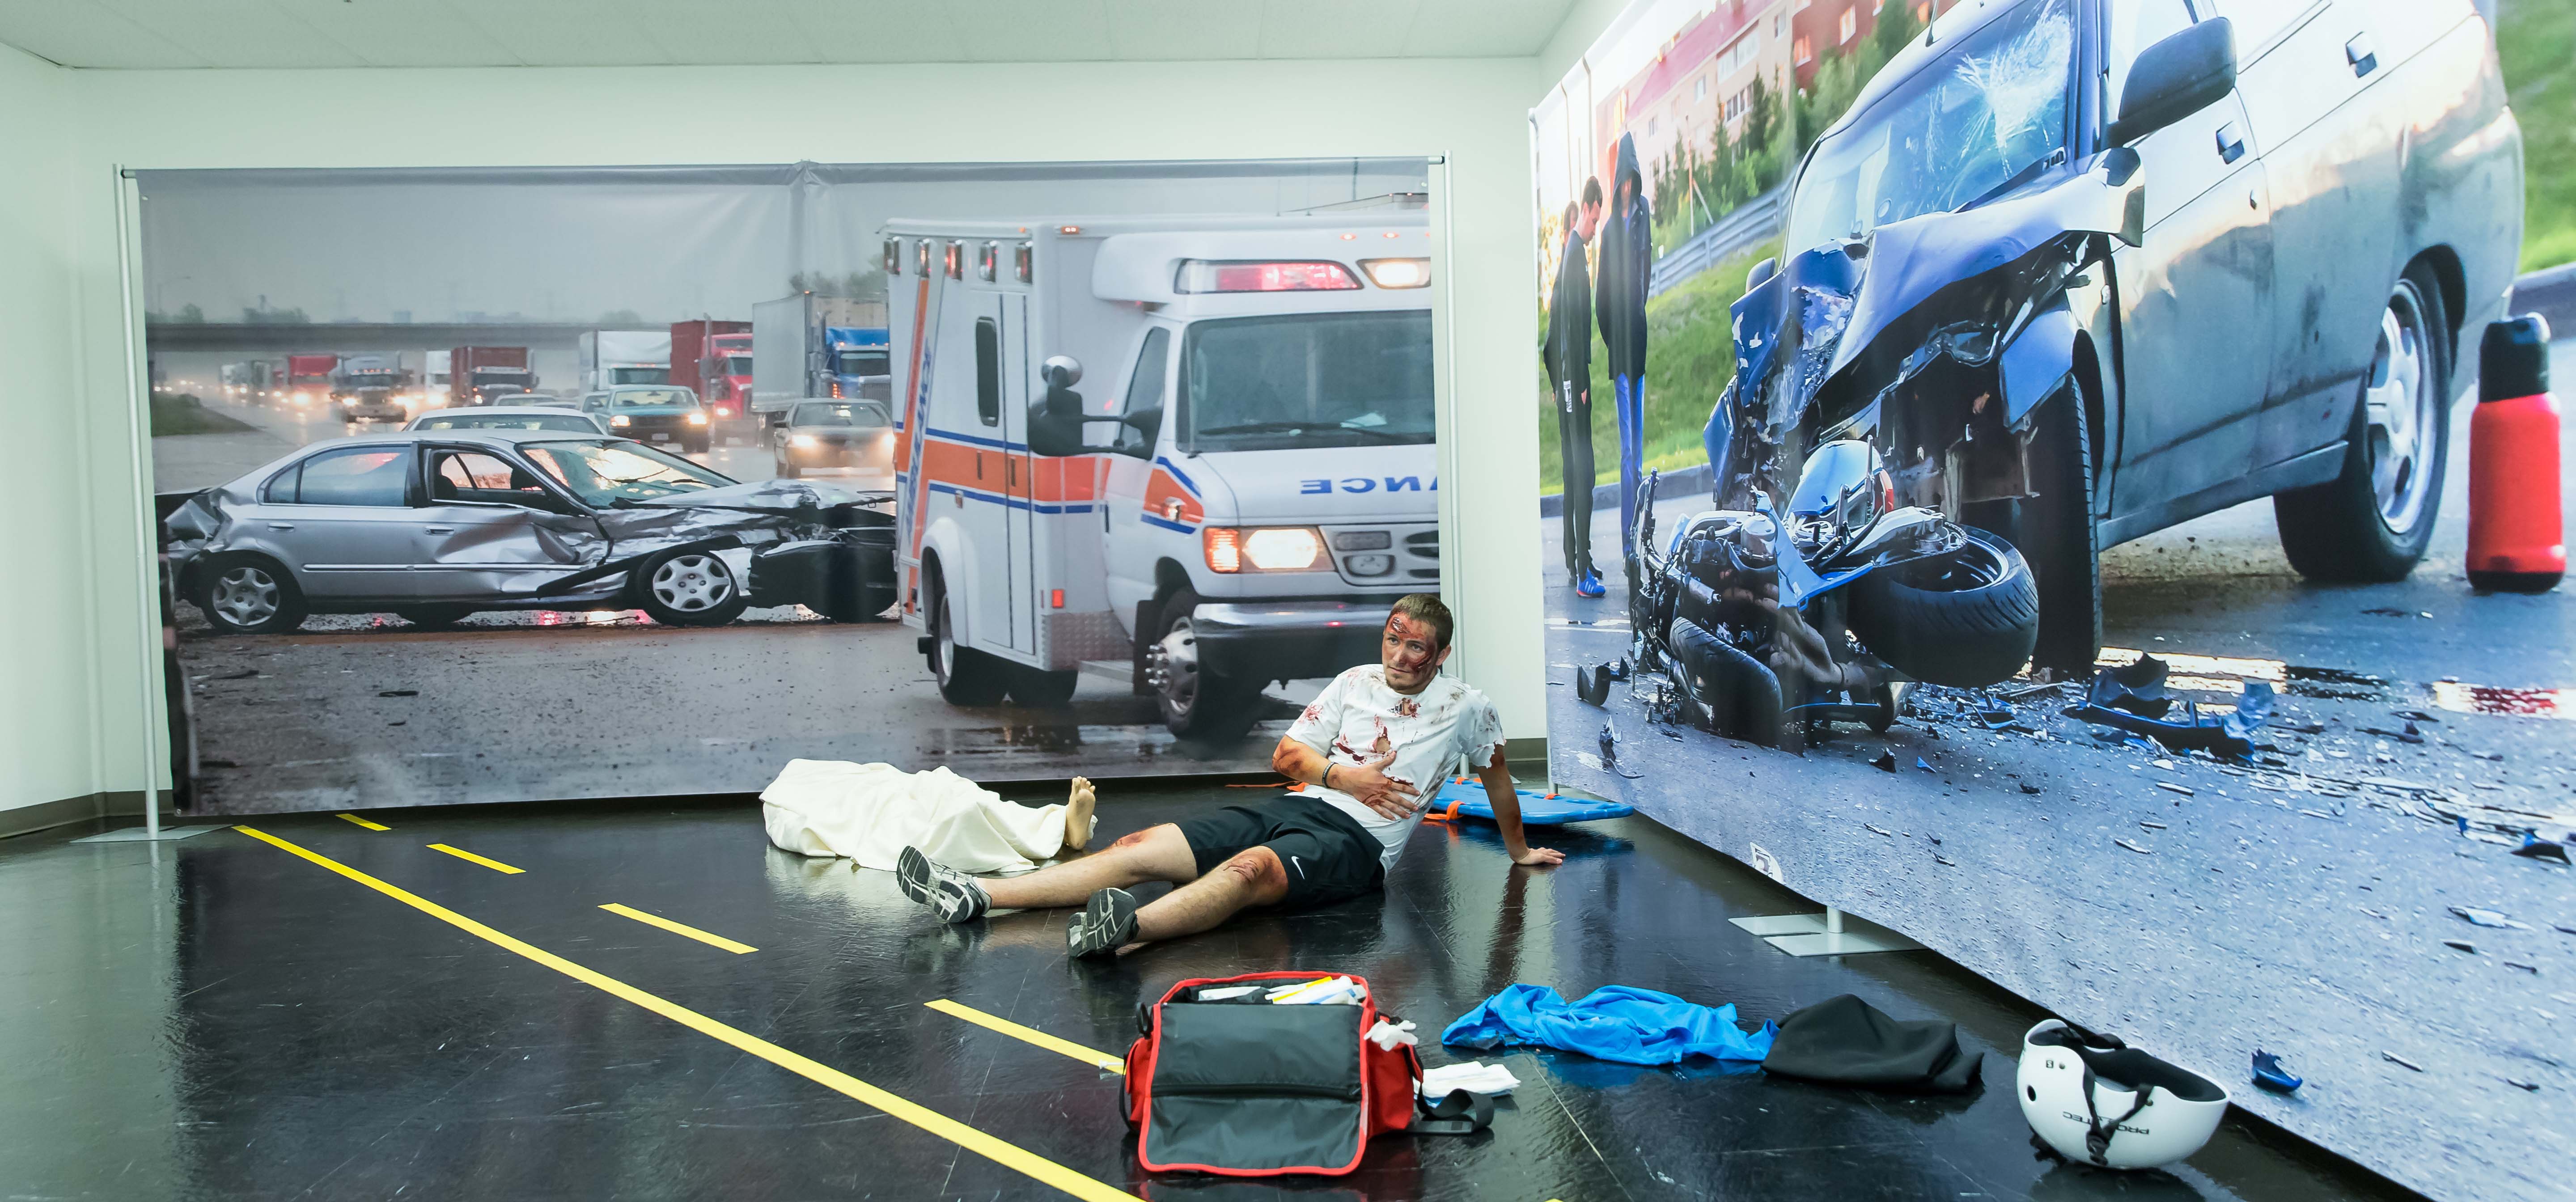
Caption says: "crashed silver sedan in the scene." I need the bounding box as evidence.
[164,430,897,634]
[1700,0,2520,676]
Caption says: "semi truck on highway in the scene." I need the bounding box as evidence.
[750,293,891,438]
[330,355,413,422]
[448,345,534,406]
[576,330,672,391]
[671,319,753,429]
[423,350,452,403]
[884,206,1439,736]
[283,355,339,410]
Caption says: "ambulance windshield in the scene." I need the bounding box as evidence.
[1179,311,1434,453]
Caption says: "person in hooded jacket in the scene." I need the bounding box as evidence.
[1595,134,1652,571]
[1544,182,1605,597]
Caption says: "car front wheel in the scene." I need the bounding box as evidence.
[197,554,308,635]
[636,548,749,626]
[928,574,1009,705]
[2275,267,2452,581]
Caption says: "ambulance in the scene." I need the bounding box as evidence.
[884,202,1438,739]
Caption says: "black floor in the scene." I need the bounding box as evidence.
[2,783,2415,1201]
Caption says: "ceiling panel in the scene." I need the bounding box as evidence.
[0,0,1585,68]
[90,0,359,68]
[1258,0,1426,60]
[440,0,673,68]
[1102,0,1263,61]
[0,0,204,68]
[266,0,518,68]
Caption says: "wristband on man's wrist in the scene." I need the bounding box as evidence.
[1322,764,1335,791]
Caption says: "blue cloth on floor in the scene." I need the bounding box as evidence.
[1442,984,1777,1066]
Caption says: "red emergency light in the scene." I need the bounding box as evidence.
[1174,260,1360,294]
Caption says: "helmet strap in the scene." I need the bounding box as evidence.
[2076,1063,2156,1165]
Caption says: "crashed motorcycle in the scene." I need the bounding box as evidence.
[1623,439,2038,747]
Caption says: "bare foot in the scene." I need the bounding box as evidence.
[1063,776,1098,851]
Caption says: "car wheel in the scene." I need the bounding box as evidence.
[685,436,712,455]
[196,553,308,635]
[1143,587,1257,740]
[394,605,474,631]
[1008,666,1080,707]
[1966,385,2100,676]
[636,548,749,627]
[928,571,1009,705]
[2274,266,2452,582]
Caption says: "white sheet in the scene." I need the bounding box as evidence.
[759,758,1084,874]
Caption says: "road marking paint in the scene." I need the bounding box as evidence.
[926,999,1125,1074]
[600,903,757,954]
[426,843,525,874]
[230,827,1140,1202]
[335,813,390,831]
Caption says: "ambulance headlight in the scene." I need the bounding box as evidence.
[1206,526,1325,573]
[1358,257,1431,288]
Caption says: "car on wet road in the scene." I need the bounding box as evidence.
[1704,0,2522,676]
[164,431,897,635]
[404,406,610,435]
[771,399,894,478]
[580,386,713,453]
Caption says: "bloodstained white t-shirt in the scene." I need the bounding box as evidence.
[1287,665,1507,872]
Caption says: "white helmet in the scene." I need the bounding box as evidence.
[2017,1020,2229,1171]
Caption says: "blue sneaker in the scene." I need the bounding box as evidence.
[1574,571,1605,598]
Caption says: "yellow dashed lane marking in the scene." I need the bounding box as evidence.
[335,813,390,831]
[426,843,525,874]
[600,903,757,954]
[927,999,1126,1074]
[232,826,1140,1202]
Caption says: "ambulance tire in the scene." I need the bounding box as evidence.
[1008,667,1080,707]
[929,575,1009,706]
[1152,588,1257,740]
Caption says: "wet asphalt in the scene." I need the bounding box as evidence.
[1537,337,2576,1202]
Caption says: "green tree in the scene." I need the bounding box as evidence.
[599,308,646,326]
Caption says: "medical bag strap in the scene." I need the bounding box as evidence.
[1405,1088,1495,1136]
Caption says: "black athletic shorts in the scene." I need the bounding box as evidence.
[1175,794,1385,911]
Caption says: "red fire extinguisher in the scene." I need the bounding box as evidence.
[2468,315,2562,593]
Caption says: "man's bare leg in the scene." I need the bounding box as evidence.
[1131,846,1290,943]
[1070,844,1297,958]
[979,822,1196,910]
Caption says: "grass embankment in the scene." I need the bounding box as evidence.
[1536,239,1779,495]
[150,393,256,436]
[2503,0,2576,272]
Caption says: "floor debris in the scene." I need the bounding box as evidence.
[2114,838,2152,855]
[2450,907,2532,931]
[2382,1052,2424,1072]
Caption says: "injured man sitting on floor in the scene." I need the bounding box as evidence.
[896,593,1565,958]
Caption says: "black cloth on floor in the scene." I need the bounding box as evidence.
[1760,994,1983,1094]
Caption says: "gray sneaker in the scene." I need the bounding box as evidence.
[1066,887,1139,958]
[897,846,989,923]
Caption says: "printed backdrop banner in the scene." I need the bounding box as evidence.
[142,157,1436,814]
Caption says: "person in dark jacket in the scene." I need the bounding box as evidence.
[1544,182,1605,596]
[1595,134,1652,569]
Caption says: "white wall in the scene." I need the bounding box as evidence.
[0,44,101,819]
[21,56,1558,809]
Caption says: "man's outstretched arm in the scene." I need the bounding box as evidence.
[1477,755,1564,867]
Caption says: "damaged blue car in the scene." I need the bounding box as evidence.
[1697,0,2521,674]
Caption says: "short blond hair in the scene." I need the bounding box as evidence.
[1388,593,1453,650]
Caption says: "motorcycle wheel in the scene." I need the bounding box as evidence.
[1847,526,2039,688]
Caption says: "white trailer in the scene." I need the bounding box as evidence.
[884,206,1439,737]
[576,330,673,392]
